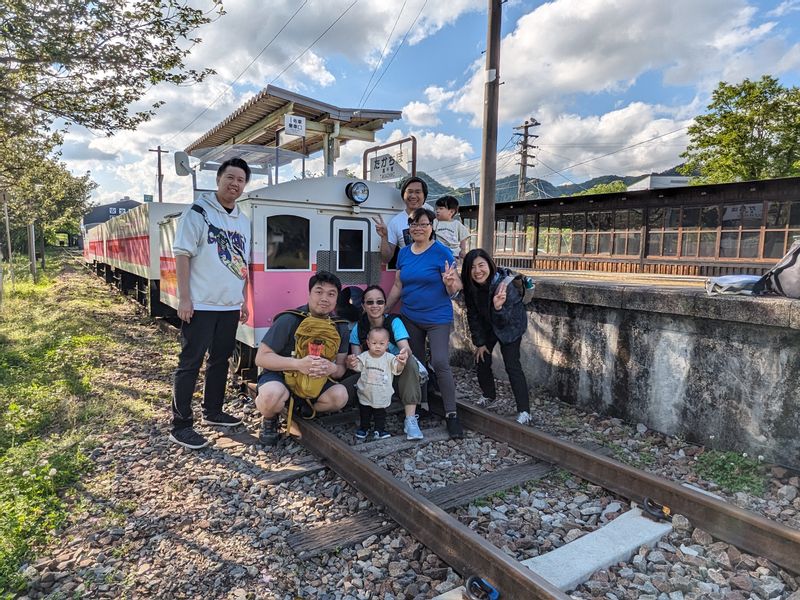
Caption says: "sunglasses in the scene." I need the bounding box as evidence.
[364,299,386,306]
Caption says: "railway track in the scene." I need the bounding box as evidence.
[257,391,800,598]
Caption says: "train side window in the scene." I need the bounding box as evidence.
[266,215,310,270]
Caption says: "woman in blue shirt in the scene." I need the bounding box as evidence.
[386,208,464,438]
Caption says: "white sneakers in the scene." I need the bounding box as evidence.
[475,396,495,407]
[404,415,424,440]
[515,411,531,425]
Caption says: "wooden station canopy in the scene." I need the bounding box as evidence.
[184,85,402,174]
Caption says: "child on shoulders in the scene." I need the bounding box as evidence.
[433,195,470,261]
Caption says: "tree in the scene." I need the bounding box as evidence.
[680,76,800,183]
[3,154,95,252]
[1,0,220,137]
[574,180,627,195]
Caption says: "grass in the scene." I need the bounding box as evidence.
[695,450,766,495]
[0,251,175,596]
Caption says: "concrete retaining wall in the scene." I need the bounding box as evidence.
[450,282,800,469]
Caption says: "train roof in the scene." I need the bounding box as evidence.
[184,85,401,157]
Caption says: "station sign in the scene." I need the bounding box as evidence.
[369,153,408,182]
[143,194,153,203]
[284,114,306,138]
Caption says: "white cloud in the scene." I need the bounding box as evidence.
[768,0,800,17]
[402,86,456,126]
[451,0,800,126]
[59,0,482,203]
[532,103,692,182]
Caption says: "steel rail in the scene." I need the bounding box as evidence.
[456,402,800,574]
[294,417,570,599]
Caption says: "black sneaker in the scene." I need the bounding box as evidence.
[259,417,280,447]
[169,428,210,449]
[202,411,242,427]
[445,413,464,439]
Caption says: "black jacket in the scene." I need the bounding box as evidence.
[464,267,528,347]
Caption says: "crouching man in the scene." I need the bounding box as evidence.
[254,271,349,445]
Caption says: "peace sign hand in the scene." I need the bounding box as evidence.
[372,214,388,239]
[442,260,463,297]
[493,281,508,310]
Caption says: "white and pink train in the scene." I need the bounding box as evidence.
[84,170,404,373]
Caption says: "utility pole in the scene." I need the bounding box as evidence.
[515,118,540,202]
[149,146,169,202]
[28,221,37,283]
[477,0,502,254]
[2,192,12,292]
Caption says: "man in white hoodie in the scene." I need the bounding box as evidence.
[169,157,251,450]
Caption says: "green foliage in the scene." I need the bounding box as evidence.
[695,450,765,494]
[0,0,222,250]
[680,75,800,183]
[573,180,627,196]
[1,0,220,136]
[0,438,90,595]
[0,253,155,594]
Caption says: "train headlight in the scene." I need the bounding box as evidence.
[345,181,369,205]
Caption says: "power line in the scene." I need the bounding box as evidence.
[357,0,408,108]
[554,127,688,172]
[166,1,309,146]
[269,1,358,85]
[361,0,428,107]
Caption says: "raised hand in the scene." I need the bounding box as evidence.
[372,214,388,239]
[493,280,508,310]
[396,347,409,366]
[346,354,360,370]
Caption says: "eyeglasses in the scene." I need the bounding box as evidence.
[408,221,432,228]
[364,299,386,306]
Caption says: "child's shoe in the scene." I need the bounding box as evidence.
[355,429,369,440]
[373,430,391,440]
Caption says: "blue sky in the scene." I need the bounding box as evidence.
[60,0,800,205]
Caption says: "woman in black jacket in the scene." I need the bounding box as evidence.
[460,249,531,424]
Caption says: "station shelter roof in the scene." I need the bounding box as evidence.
[184,85,402,158]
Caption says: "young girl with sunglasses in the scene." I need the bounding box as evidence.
[346,285,425,439]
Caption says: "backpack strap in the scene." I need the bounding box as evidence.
[190,204,207,217]
[275,309,309,322]
[357,313,400,349]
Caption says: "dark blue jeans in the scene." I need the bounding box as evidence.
[172,310,240,432]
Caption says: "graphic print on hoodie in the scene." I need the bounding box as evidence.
[192,204,247,280]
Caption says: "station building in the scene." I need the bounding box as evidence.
[460,176,800,276]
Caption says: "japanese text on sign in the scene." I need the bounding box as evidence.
[369,153,408,182]
[284,114,306,137]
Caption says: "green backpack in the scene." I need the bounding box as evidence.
[277,310,345,400]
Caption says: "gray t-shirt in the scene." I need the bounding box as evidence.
[260,305,349,357]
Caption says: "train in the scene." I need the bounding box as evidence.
[83,145,404,377]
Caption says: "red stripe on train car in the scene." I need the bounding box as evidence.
[106,234,150,266]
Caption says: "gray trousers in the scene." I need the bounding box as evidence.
[403,319,457,414]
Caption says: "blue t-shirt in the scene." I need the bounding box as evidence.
[349,315,410,355]
[397,241,455,325]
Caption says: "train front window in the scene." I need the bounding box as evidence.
[337,228,364,271]
[266,215,310,270]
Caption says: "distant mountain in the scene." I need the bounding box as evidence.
[413,164,685,206]
[555,174,643,197]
